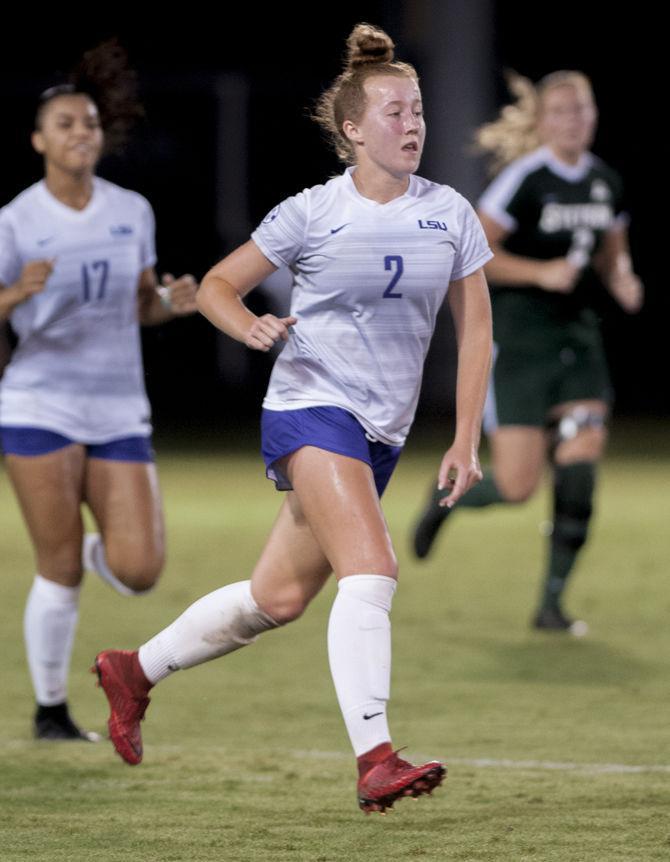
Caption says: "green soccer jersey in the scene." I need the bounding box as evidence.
[478,145,626,348]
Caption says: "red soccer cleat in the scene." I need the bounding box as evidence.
[92,650,151,765]
[357,750,446,814]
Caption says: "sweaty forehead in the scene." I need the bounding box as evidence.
[364,75,422,106]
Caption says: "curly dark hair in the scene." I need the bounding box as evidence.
[36,38,143,154]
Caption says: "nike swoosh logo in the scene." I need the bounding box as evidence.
[37,236,56,246]
[330,223,350,234]
[363,712,383,720]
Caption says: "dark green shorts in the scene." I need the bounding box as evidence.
[483,334,613,430]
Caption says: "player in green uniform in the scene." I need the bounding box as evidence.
[412,71,643,634]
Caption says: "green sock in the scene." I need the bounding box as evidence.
[414,470,505,559]
[458,471,505,508]
[540,462,595,612]
[433,470,504,509]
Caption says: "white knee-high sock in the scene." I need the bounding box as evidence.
[82,533,147,597]
[138,580,278,684]
[327,574,397,756]
[24,575,81,706]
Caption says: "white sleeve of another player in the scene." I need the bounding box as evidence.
[139,198,158,270]
[250,191,309,268]
[450,198,494,281]
[0,208,22,288]
[477,161,524,233]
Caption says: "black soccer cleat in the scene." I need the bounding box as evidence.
[533,607,588,637]
[412,485,453,559]
[34,702,102,742]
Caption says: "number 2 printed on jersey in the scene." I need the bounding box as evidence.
[383,255,404,298]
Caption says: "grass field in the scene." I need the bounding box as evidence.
[1,425,668,861]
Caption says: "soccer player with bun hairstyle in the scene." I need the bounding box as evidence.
[95,23,493,814]
[0,40,198,742]
[413,70,643,634]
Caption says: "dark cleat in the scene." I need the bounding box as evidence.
[533,607,588,637]
[412,485,453,560]
[34,702,101,742]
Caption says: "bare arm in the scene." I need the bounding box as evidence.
[478,211,580,294]
[437,267,493,507]
[196,240,296,351]
[137,267,198,326]
[591,225,643,313]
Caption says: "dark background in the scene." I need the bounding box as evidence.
[1,1,665,439]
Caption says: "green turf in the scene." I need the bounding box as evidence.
[1,428,668,861]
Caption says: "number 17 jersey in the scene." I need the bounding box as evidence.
[0,177,156,441]
[252,167,492,446]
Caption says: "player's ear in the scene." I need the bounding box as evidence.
[31,131,46,155]
[343,120,364,145]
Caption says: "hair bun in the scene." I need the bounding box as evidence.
[346,23,395,68]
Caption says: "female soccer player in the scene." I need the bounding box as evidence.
[413,71,643,634]
[0,41,198,741]
[95,23,493,814]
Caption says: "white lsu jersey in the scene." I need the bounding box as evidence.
[252,167,492,445]
[0,177,156,441]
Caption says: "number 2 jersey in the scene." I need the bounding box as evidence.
[252,166,492,446]
[0,177,156,441]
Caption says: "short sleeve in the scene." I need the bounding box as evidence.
[450,198,494,281]
[0,208,22,288]
[138,197,157,270]
[250,192,309,268]
[477,163,526,233]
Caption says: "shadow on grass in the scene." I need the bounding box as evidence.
[461,634,655,686]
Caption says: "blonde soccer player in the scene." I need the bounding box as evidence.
[413,71,643,635]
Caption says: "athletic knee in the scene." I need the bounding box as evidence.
[345,552,399,580]
[496,478,538,504]
[553,406,608,463]
[255,588,308,625]
[116,571,161,594]
[492,458,542,503]
[503,488,534,504]
[108,553,164,593]
[555,426,607,464]
[378,561,399,580]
